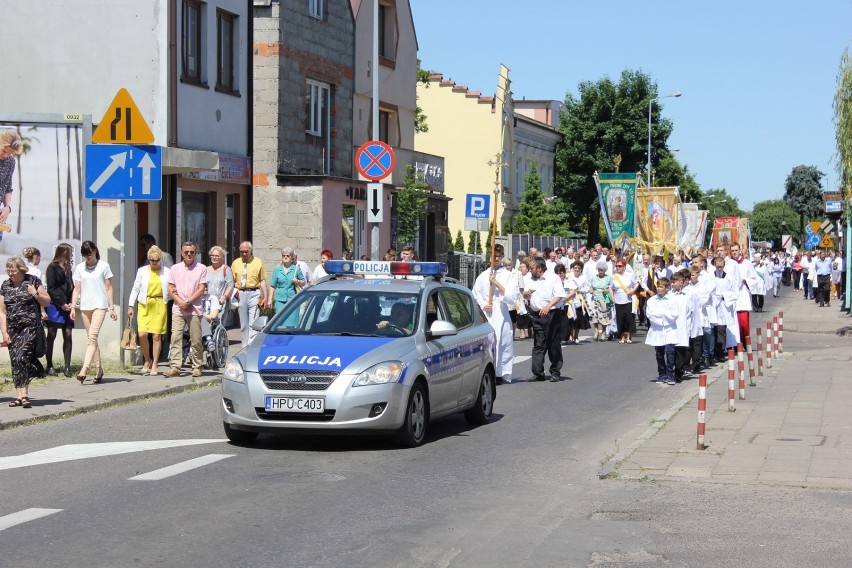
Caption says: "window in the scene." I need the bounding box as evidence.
[309,0,324,19]
[306,80,330,136]
[378,3,396,60]
[182,0,204,84]
[440,290,473,330]
[216,9,238,94]
[378,110,391,144]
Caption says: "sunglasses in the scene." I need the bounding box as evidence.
[182,251,197,256]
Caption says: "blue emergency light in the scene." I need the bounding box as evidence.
[324,260,448,277]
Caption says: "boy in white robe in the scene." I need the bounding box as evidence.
[645,277,679,385]
[712,255,740,360]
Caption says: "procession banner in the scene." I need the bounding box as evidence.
[697,210,710,248]
[596,172,637,245]
[636,187,680,255]
[712,216,743,250]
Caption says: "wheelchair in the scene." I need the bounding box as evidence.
[181,316,229,370]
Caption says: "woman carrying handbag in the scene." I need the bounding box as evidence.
[126,245,170,376]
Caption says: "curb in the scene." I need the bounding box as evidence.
[0,377,222,431]
[598,365,727,480]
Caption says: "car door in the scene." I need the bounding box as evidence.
[440,288,486,408]
[423,290,464,414]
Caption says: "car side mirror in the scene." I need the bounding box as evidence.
[427,320,457,339]
[251,316,268,332]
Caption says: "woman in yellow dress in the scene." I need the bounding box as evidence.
[126,245,171,376]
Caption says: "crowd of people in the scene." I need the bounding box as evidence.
[0,237,336,409]
[471,242,846,386]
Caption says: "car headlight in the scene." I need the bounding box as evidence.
[223,357,245,384]
[352,361,403,387]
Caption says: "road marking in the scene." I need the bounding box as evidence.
[513,355,531,364]
[129,454,234,481]
[0,508,62,532]
[0,440,226,472]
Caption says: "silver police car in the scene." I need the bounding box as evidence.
[221,260,497,447]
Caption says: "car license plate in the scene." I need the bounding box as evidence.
[265,396,325,413]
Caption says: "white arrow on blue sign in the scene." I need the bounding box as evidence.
[85,144,162,200]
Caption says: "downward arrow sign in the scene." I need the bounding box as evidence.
[89,152,127,193]
[371,186,380,216]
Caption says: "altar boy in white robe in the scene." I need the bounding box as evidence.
[645,277,679,385]
[711,255,740,360]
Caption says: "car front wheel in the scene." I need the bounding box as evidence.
[395,383,427,447]
[464,369,494,425]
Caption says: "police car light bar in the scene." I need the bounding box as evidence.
[325,260,448,277]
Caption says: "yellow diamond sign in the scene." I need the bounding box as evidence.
[92,88,154,144]
[820,234,834,248]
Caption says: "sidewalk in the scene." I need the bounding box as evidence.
[0,328,243,430]
[608,290,852,490]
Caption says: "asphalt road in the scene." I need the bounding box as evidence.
[2,301,851,567]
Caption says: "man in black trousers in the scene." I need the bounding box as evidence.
[521,258,565,382]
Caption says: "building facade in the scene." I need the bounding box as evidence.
[0,0,253,361]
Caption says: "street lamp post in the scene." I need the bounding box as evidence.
[646,91,682,187]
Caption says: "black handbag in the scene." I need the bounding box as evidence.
[34,322,46,358]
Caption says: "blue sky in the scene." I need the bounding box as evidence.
[411,0,852,210]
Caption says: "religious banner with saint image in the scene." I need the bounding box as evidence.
[596,172,637,245]
[635,187,680,255]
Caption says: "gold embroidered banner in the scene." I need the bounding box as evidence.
[635,187,680,255]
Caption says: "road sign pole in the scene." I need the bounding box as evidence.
[370,0,380,261]
[119,199,126,369]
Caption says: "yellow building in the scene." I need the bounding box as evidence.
[415,64,561,248]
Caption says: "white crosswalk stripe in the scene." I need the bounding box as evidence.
[129,454,234,481]
[0,508,62,532]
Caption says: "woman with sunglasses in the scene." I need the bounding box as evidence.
[127,245,171,376]
[71,240,117,384]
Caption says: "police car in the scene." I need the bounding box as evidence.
[221,260,497,447]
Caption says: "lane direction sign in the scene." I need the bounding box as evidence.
[356,140,395,182]
[85,144,162,200]
[92,88,155,144]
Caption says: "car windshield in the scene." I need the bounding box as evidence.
[266,290,420,336]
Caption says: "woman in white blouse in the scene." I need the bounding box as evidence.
[70,241,117,384]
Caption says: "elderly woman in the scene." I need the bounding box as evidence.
[589,260,613,341]
[206,245,234,320]
[44,243,75,377]
[267,247,305,314]
[565,261,591,344]
[71,240,117,384]
[1,257,51,408]
[127,245,171,376]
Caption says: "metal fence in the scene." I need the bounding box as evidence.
[443,250,489,289]
[507,234,584,258]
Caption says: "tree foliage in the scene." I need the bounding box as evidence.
[513,162,565,235]
[415,66,430,134]
[453,230,465,252]
[698,188,745,230]
[395,166,429,246]
[835,46,852,204]
[783,165,825,220]
[555,69,676,244]
[467,231,482,254]
[749,199,800,244]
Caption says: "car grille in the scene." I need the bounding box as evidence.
[255,409,336,422]
[259,369,340,391]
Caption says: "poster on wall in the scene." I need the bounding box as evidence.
[0,122,83,273]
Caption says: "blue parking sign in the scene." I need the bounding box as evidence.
[465,194,490,219]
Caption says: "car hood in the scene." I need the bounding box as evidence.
[251,334,400,373]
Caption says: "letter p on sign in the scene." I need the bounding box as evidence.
[466,194,490,219]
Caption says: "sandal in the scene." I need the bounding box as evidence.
[141,365,151,376]
[21,397,31,408]
[626,339,633,344]
[9,398,22,407]
[618,339,625,344]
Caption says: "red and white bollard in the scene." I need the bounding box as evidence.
[772,315,780,359]
[756,327,764,376]
[765,322,773,368]
[745,334,757,386]
[778,310,784,353]
[727,349,736,412]
[737,342,746,400]
[697,373,707,450]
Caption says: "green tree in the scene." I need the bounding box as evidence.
[484,220,496,253]
[699,188,744,231]
[749,199,800,244]
[513,162,565,235]
[783,165,825,238]
[555,69,675,245]
[415,66,430,134]
[467,231,482,254]
[655,153,702,203]
[446,228,455,252]
[395,166,429,246]
[454,230,465,252]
